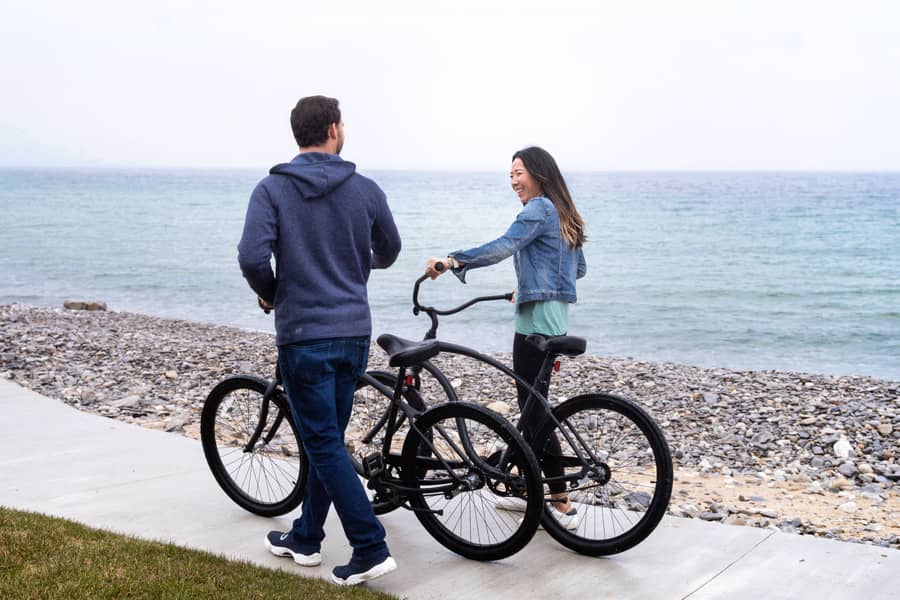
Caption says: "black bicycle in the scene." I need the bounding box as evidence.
[203,267,672,558]
[202,331,545,561]
[347,265,674,556]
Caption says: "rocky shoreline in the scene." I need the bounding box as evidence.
[1,303,897,549]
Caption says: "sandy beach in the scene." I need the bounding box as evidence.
[1,303,897,549]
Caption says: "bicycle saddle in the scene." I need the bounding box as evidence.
[525,334,587,357]
[377,333,441,367]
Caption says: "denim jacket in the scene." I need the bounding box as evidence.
[449,196,586,305]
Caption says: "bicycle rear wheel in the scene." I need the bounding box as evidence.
[533,393,672,555]
[401,402,543,561]
[201,376,308,517]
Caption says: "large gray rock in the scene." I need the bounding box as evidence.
[63,300,107,311]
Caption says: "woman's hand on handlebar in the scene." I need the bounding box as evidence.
[425,257,453,280]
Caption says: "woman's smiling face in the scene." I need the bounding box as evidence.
[510,157,541,203]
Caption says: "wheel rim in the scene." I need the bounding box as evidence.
[210,386,303,507]
[539,397,671,546]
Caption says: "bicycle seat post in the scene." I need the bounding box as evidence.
[385,367,408,437]
[533,351,558,406]
[513,351,553,439]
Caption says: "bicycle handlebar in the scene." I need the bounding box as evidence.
[413,264,513,319]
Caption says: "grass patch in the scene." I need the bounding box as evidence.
[0,507,397,599]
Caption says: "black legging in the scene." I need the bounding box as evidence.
[513,333,566,494]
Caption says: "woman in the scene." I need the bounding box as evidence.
[425,146,586,528]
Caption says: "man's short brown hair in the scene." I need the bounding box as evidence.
[290,96,341,148]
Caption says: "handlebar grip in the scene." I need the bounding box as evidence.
[434,261,445,272]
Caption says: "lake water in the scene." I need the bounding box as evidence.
[1,168,897,379]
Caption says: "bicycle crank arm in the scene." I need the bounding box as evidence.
[400,503,444,516]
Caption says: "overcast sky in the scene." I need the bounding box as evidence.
[2,1,898,171]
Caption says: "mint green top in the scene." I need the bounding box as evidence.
[515,300,569,336]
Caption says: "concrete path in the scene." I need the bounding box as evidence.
[1,377,897,599]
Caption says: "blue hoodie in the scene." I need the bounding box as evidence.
[237,152,401,346]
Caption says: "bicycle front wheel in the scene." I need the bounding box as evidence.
[533,393,673,556]
[201,376,308,517]
[401,402,543,561]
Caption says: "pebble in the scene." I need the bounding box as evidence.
[861,484,885,496]
[485,401,511,415]
[164,416,187,432]
[700,512,726,521]
[79,389,97,405]
[805,482,826,495]
[833,436,852,459]
[739,495,766,502]
[837,463,858,478]
[111,395,143,410]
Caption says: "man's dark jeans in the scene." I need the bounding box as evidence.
[278,336,388,561]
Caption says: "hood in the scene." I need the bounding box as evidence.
[269,153,357,199]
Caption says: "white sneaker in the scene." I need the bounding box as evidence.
[264,531,322,566]
[494,496,528,512]
[331,555,397,586]
[548,503,579,530]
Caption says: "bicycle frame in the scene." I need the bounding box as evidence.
[242,374,288,453]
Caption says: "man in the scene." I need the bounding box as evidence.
[237,95,401,586]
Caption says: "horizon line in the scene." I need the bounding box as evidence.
[2,165,900,175]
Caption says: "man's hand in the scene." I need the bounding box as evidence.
[258,297,273,313]
[425,257,454,280]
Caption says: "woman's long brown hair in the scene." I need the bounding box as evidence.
[512,146,586,248]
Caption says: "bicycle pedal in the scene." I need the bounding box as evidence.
[362,453,385,478]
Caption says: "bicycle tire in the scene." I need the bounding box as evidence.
[201,375,308,517]
[401,402,543,561]
[533,393,673,555]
